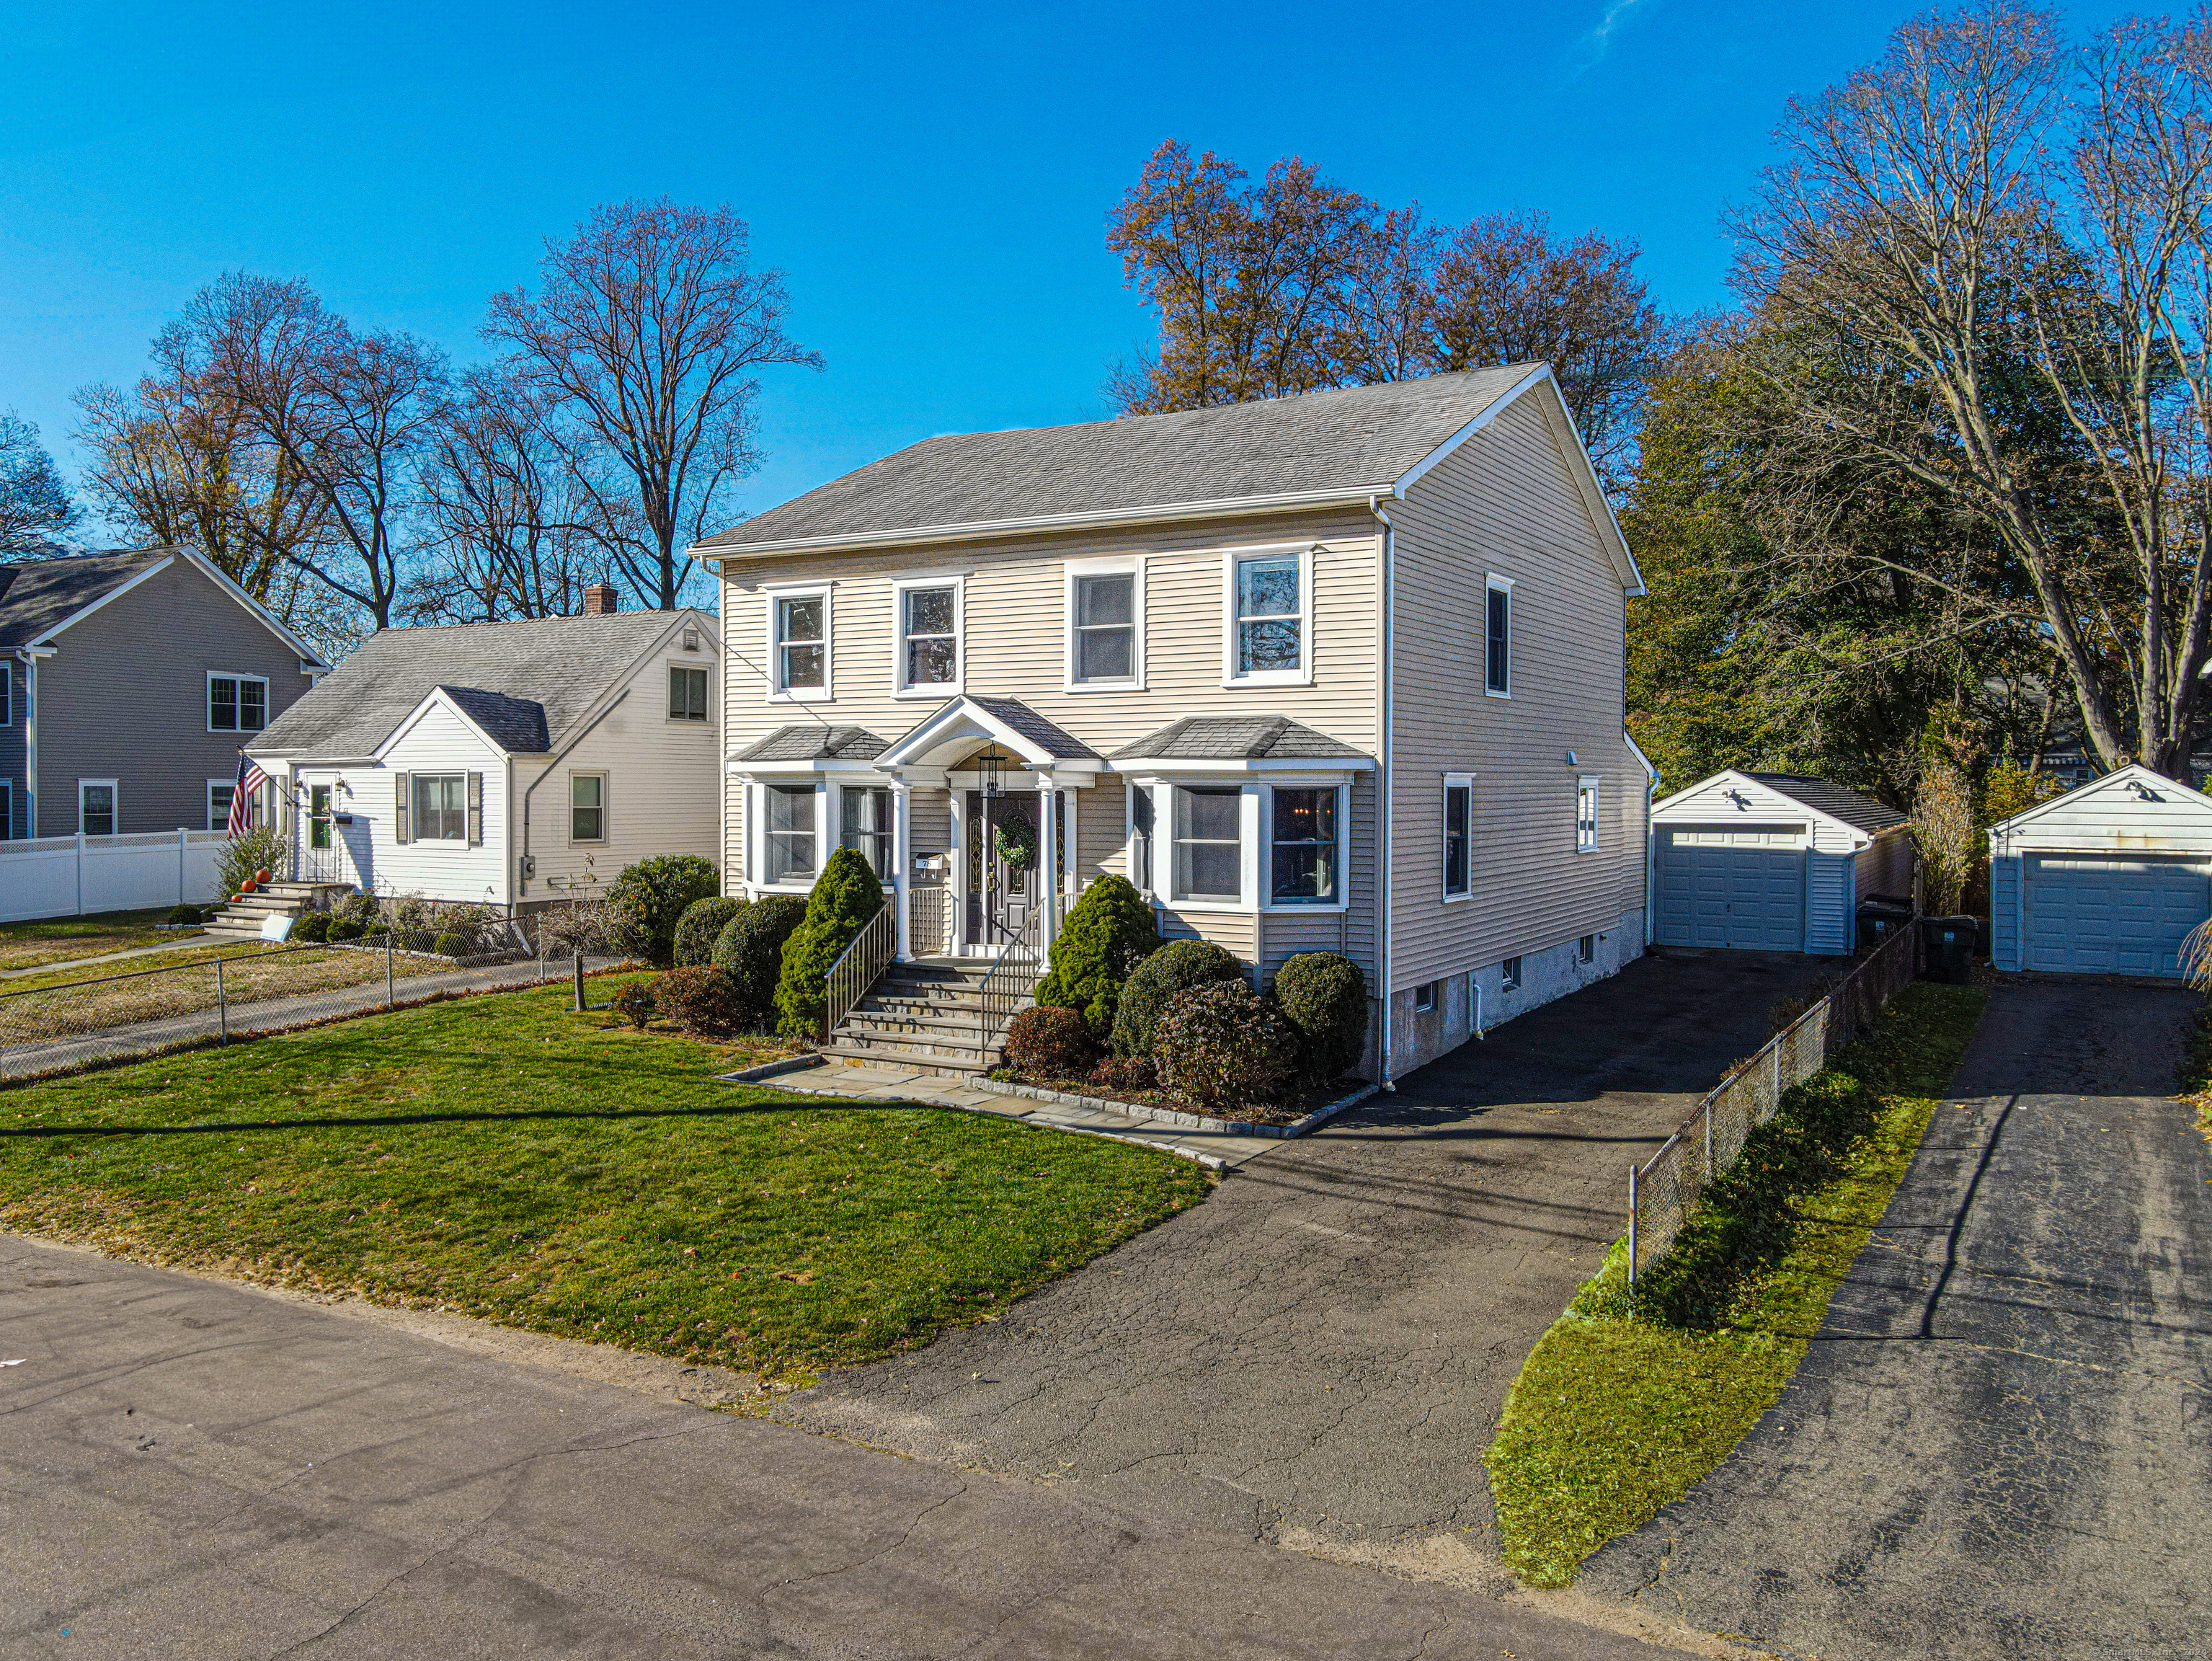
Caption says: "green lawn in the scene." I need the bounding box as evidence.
[1484,982,1989,1587]
[0,908,194,972]
[0,975,1213,1379]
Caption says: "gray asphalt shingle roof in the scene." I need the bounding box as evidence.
[249,611,694,759]
[733,724,889,763]
[969,697,1098,761]
[440,686,551,753]
[1111,715,1369,763]
[1746,774,1911,836]
[0,549,171,645]
[696,368,1541,551]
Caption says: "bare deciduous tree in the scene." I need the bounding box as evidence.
[484,198,822,611]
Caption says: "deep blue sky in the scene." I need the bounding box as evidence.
[3,0,2136,542]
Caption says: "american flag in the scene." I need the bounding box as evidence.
[226,756,270,838]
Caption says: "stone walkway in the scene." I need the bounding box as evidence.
[760,1060,1288,1166]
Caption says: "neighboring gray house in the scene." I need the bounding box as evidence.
[0,548,327,839]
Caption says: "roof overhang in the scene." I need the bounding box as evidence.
[1987,763,2212,840]
[1652,769,1875,849]
[371,687,543,763]
[1106,756,1374,775]
[874,695,1100,777]
[725,756,889,777]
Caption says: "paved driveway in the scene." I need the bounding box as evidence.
[778,949,1839,1576]
[1584,978,2212,1659]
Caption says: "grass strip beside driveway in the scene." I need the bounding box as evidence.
[1483,982,1988,1587]
[0,975,1212,1380]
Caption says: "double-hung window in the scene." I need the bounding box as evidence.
[1442,776,1473,900]
[79,781,116,837]
[897,581,961,692]
[1225,547,1310,684]
[207,781,234,833]
[1485,577,1511,696]
[1269,787,1339,905]
[1,661,10,725]
[412,774,468,842]
[840,785,895,882]
[208,673,268,732]
[763,785,817,885]
[1067,563,1140,688]
[1576,776,1600,853]
[1173,787,1242,903]
[669,665,711,722]
[771,590,829,699]
[570,773,606,843]
[0,779,12,839]
[1128,783,1155,895]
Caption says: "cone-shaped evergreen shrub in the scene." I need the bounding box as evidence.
[1032,874,1161,1040]
[1108,936,1247,1058]
[776,846,886,1037]
[673,895,748,967]
[711,897,807,1029]
[606,855,719,965]
[1271,951,1370,1084]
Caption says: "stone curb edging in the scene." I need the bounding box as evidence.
[716,1055,828,1084]
[981,1078,1381,1140]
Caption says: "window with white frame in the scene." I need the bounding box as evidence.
[1443,776,1473,899]
[1269,787,1339,905]
[1485,577,1511,696]
[1173,786,1242,903]
[1128,781,1155,895]
[1578,934,1597,965]
[669,665,711,722]
[412,774,468,842]
[570,773,606,843]
[1225,547,1309,683]
[206,780,233,832]
[208,673,268,732]
[1501,954,1523,991]
[79,780,117,836]
[840,785,895,881]
[1576,776,1600,852]
[763,784,818,885]
[1067,564,1140,688]
[1414,979,1439,1014]
[897,582,961,691]
[771,589,829,698]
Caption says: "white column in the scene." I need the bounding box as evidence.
[1037,774,1060,940]
[890,774,912,960]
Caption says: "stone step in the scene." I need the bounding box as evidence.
[817,1043,993,1081]
[830,1022,995,1059]
[844,1008,995,1039]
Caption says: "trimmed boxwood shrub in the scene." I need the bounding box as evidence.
[613,979,657,1030]
[327,917,365,942]
[654,965,746,1035]
[1109,937,1248,1058]
[776,847,885,1038]
[1272,951,1370,1085]
[1153,980,1297,1114]
[289,912,332,944]
[673,895,747,967]
[167,904,204,926]
[606,855,720,965]
[1003,1006,1098,1078]
[711,896,808,1029]
[1033,874,1160,1042]
[434,930,471,959]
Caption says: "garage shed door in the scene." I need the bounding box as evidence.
[1655,826,1807,950]
[2024,854,2208,978]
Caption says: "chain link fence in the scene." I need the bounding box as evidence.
[0,926,614,1083]
[1627,921,1922,1287]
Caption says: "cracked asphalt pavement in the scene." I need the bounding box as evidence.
[0,1235,1659,1659]
[1583,978,2212,1659]
[777,949,1839,1569]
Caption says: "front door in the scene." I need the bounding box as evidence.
[965,791,1039,950]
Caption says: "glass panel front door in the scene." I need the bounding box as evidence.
[964,792,1038,949]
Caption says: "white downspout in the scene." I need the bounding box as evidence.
[17,647,45,838]
[1370,495,1397,1091]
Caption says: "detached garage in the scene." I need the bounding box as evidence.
[1989,765,2212,978]
[1651,771,1916,955]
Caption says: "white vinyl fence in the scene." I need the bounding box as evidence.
[0,830,228,923]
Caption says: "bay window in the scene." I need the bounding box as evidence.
[763,784,818,885]
[1173,787,1241,903]
[840,785,895,881]
[1269,787,1338,905]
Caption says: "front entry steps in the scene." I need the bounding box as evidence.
[203,880,356,942]
[819,957,1036,1081]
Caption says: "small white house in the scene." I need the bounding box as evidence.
[1989,764,2212,978]
[1650,771,1916,955]
[245,593,721,913]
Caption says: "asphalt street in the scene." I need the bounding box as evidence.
[1584,978,2211,1660]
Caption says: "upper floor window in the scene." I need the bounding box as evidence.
[1066,562,1141,689]
[1576,776,1600,853]
[1443,776,1473,899]
[1269,786,1339,905]
[1173,786,1243,903]
[208,673,268,732]
[771,589,829,699]
[669,665,711,722]
[1,661,10,725]
[897,580,961,694]
[1225,547,1310,685]
[1485,577,1511,696]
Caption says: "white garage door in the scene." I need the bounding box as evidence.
[2025,854,2208,978]
[1654,825,1808,950]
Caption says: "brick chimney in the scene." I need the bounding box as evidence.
[582,582,620,616]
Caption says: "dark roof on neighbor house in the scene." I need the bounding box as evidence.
[439,686,551,753]
[969,696,1098,761]
[0,548,172,645]
[695,368,1542,552]
[1746,774,1911,836]
[734,724,889,763]
[1111,715,1369,763]
[249,610,696,760]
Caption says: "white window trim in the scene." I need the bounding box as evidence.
[206,670,271,733]
[410,772,469,845]
[1413,979,1438,1014]
[835,780,899,883]
[1166,781,1258,912]
[1501,954,1524,993]
[1062,556,1146,693]
[1221,543,1316,688]
[1484,574,1513,699]
[892,575,966,699]
[765,583,833,704]
[1260,780,1351,913]
[1124,779,1158,900]
[750,779,828,892]
[1576,774,1601,854]
[569,769,609,846]
[667,661,715,725]
[1442,773,1475,903]
[79,778,119,836]
[206,778,234,833]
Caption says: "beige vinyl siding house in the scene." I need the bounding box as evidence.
[696,367,1649,1081]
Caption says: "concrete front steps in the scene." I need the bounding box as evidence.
[819,957,1037,1081]
[202,880,355,942]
